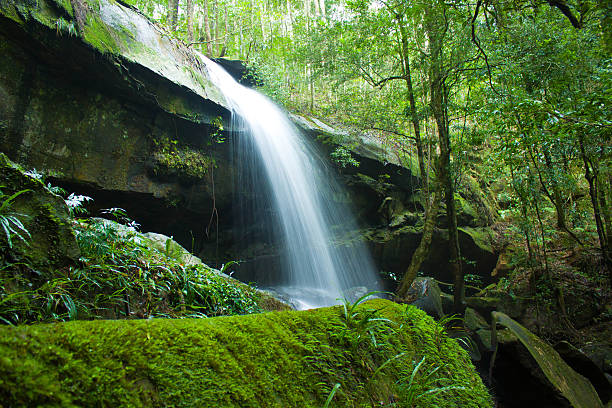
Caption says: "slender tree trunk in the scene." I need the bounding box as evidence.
[397,189,441,298]
[186,0,195,41]
[168,0,180,31]
[509,165,535,263]
[397,16,426,189]
[203,0,213,55]
[427,17,464,313]
[304,0,311,30]
[319,0,326,18]
[579,134,612,272]
[213,0,219,55]
[259,0,267,41]
[286,0,294,37]
[220,4,228,56]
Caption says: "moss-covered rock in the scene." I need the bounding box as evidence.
[0,299,492,407]
[0,0,228,121]
[0,152,79,271]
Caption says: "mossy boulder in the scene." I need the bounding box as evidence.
[0,299,492,407]
[0,152,79,271]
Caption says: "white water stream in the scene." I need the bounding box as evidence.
[203,58,380,309]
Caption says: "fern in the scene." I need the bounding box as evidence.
[0,187,31,248]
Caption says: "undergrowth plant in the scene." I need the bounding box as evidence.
[396,356,466,407]
[339,291,393,348]
[0,215,261,325]
[0,187,31,249]
[318,296,480,407]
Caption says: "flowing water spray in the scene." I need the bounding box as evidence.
[203,58,380,309]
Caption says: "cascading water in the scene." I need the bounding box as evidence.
[203,57,380,309]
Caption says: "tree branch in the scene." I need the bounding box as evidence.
[546,0,582,28]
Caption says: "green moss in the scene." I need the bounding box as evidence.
[0,300,492,407]
[82,13,120,54]
[50,0,74,16]
[0,153,80,272]
[458,226,495,254]
[151,137,212,180]
[455,193,479,223]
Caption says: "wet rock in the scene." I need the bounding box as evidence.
[491,311,603,408]
[0,0,234,264]
[212,58,260,87]
[464,307,489,332]
[582,343,612,377]
[555,341,611,404]
[367,226,499,291]
[475,328,493,351]
[465,296,500,317]
[141,232,205,268]
[342,286,370,303]
[403,277,443,318]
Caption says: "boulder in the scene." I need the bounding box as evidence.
[0,152,79,271]
[582,343,612,377]
[402,277,443,318]
[464,307,489,332]
[0,299,493,407]
[141,232,204,267]
[367,225,499,290]
[555,341,611,404]
[0,0,234,264]
[491,311,603,408]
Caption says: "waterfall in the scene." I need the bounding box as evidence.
[203,58,380,309]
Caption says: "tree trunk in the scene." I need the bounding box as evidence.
[578,134,612,272]
[427,13,464,313]
[397,16,426,191]
[319,0,326,18]
[397,189,441,298]
[186,0,195,42]
[167,0,179,31]
[203,0,213,55]
[213,0,219,55]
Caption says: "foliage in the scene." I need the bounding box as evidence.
[396,356,466,407]
[0,217,261,325]
[65,193,92,217]
[338,291,394,348]
[330,146,359,168]
[320,295,491,407]
[0,187,31,249]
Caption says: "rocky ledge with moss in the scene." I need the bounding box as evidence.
[0,299,492,407]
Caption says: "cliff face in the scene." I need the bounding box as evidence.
[0,0,499,288]
[0,0,236,255]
